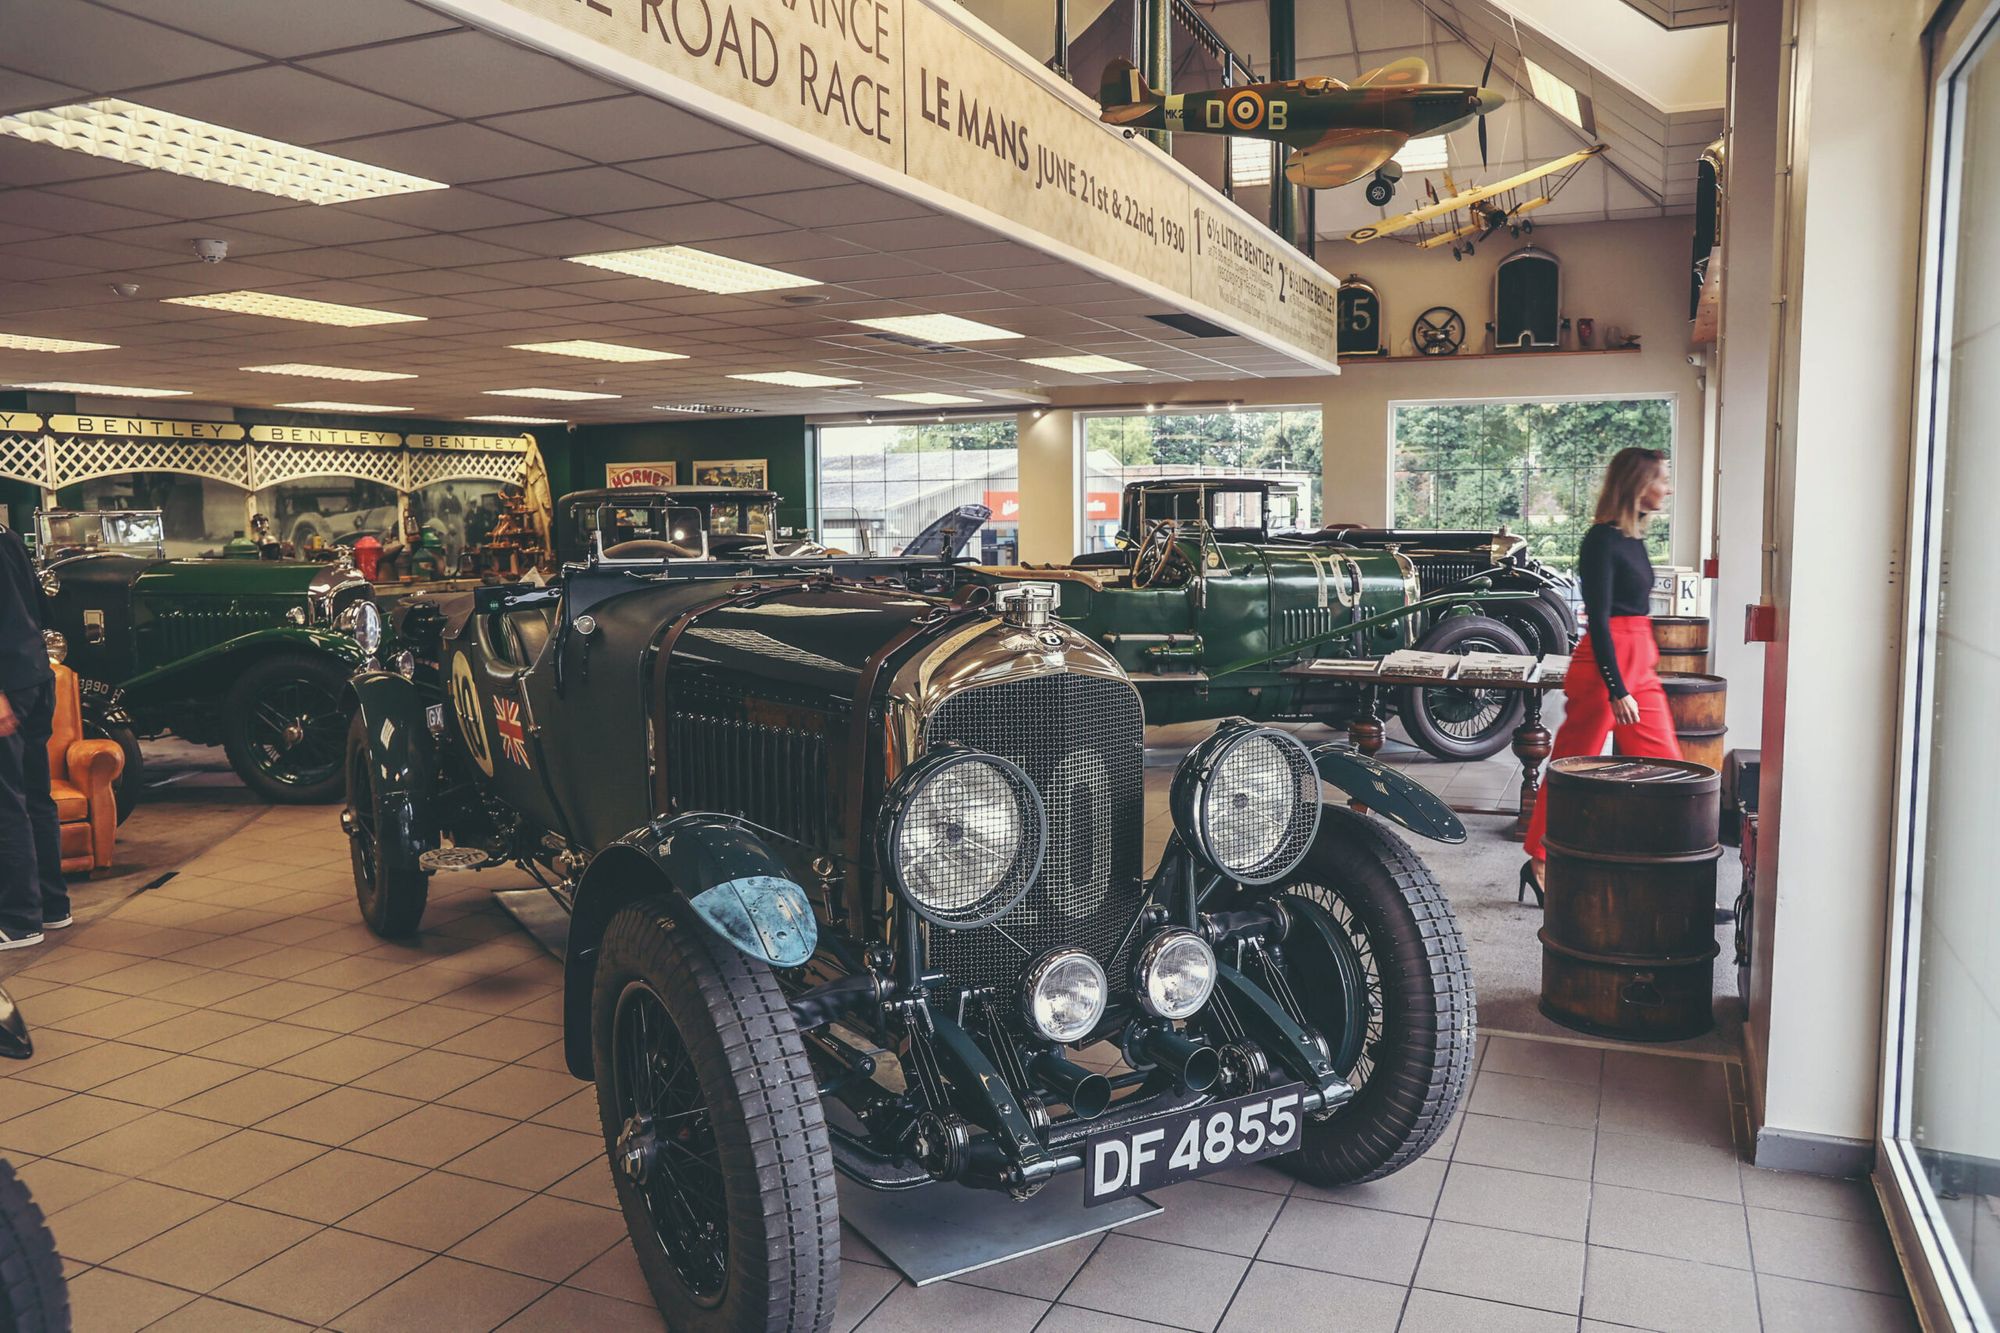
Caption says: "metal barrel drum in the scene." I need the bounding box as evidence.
[1652,615,1711,674]
[1539,756,1721,1042]
[1659,673,1728,773]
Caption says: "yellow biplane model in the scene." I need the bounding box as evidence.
[1348,144,1608,257]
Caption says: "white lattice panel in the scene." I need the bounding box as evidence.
[250,444,406,491]
[408,449,525,489]
[0,435,48,489]
[51,436,250,489]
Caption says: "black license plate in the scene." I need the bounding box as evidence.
[1084,1084,1309,1206]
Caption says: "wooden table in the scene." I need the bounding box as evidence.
[1282,661,1567,835]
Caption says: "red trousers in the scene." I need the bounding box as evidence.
[1523,615,1682,860]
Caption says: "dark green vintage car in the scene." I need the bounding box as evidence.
[37,510,378,808]
[340,491,1474,1329]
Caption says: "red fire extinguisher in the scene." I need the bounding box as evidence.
[352,533,382,581]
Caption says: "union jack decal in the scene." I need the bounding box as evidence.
[493,695,529,768]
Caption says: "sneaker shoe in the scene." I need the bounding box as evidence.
[41,915,72,930]
[0,929,45,951]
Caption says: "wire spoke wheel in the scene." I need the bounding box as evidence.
[1274,882,1386,1096]
[1398,615,1529,761]
[226,652,353,802]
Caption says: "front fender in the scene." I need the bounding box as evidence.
[562,815,817,1078]
[123,627,363,701]
[348,670,430,799]
[1311,743,1466,844]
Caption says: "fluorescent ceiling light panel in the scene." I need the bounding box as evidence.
[880,392,983,405]
[511,340,688,363]
[11,380,186,397]
[484,387,621,401]
[274,401,412,412]
[851,315,1021,343]
[1392,137,1449,172]
[653,403,755,415]
[468,414,565,424]
[164,291,424,327]
[1522,57,1586,127]
[0,332,118,353]
[727,371,860,388]
[1022,355,1143,374]
[0,99,446,206]
[1229,137,1273,188]
[567,246,818,294]
[241,362,416,382]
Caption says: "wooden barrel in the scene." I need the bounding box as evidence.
[1653,615,1711,674]
[1659,673,1728,773]
[1540,756,1721,1042]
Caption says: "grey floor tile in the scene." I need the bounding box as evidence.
[1589,1183,1752,1269]
[1123,1180,1286,1258]
[855,1279,1046,1332]
[1746,1207,1904,1294]
[1582,1244,1760,1333]
[1292,1155,1445,1217]
[1397,1288,1576,1333]
[1594,1132,1744,1203]
[1218,1261,1405,1332]
[1257,1196,1431,1285]
[1597,1072,1734,1148]
[1412,1219,1585,1315]
[1738,1166,1876,1221]
[1039,1307,1185,1333]
[951,1235,1099,1300]
[1061,1234,1249,1331]
[1436,1163,1591,1241]
[1467,1071,1600,1129]
[1757,1273,1918,1333]
[1481,1037,1605,1087]
[1452,1114,1596,1181]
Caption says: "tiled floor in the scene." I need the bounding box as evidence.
[0,800,1915,1332]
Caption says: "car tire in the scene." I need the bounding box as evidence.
[87,720,143,825]
[1397,614,1530,761]
[1496,587,1574,660]
[344,714,430,938]
[0,1158,69,1333]
[222,652,352,803]
[1261,807,1475,1185]
[592,897,839,1332]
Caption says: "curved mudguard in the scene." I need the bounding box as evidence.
[347,669,436,871]
[123,626,363,702]
[1311,743,1466,844]
[562,815,817,1078]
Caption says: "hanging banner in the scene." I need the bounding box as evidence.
[49,415,244,441]
[0,413,43,433]
[249,425,400,447]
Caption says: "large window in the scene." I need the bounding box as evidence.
[817,419,1018,560]
[1080,408,1321,551]
[1392,397,1674,568]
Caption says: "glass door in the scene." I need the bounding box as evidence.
[1884,3,2000,1328]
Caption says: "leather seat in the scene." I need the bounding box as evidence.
[46,663,123,877]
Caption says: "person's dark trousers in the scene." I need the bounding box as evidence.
[0,682,67,934]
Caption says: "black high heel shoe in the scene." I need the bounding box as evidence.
[1517,860,1545,907]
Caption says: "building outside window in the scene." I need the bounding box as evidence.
[1392,397,1674,570]
[816,419,1018,560]
[1080,408,1321,551]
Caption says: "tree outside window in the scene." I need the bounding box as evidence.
[1082,408,1322,550]
[1393,397,1673,569]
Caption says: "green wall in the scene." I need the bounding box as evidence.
[557,416,814,533]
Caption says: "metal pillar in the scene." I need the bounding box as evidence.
[1141,0,1172,151]
[1268,0,1300,245]
[1052,0,1070,79]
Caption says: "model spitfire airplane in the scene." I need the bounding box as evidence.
[1347,144,1608,256]
[1098,52,1504,205]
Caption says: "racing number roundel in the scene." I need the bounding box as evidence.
[450,651,495,778]
[1226,90,1265,130]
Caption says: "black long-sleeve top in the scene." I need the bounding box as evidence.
[0,526,52,694]
[1576,522,1653,699]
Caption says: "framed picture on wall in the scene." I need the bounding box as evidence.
[606,461,677,487]
[693,459,767,489]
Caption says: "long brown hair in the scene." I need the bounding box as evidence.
[1593,447,1668,539]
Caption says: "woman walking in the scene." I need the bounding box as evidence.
[1520,447,1680,904]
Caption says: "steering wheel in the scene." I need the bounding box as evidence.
[1132,519,1187,589]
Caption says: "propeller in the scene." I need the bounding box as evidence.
[1477,46,1495,170]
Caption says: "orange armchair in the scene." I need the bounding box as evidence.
[46,664,123,877]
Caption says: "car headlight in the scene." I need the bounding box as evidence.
[37,570,57,599]
[1170,723,1321,884]
[336,601,383,656]
[1134,928,1217,1020]
[42,629,65,664]
[1022,949,1108,1044]
[880,748,1045,927]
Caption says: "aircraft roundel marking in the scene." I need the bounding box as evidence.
[1226,90,1265,129]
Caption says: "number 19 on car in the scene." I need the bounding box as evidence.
[1085,1085,1308,1204]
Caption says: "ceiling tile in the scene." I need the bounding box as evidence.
[0,66,82,116]
[0,188,174,233]
[460,216,665,258]
[327,122,588,185]
[477,166,699,214]
[305,31,618,120]
[44,170,302,219]
[748,185,934,228]
[350,233,539,268]
[0,1,259,92]
[138,65,447,147]
[251,247,427,279]
[0,137,133,188]
[597,200,797,245]
[484,97,751,163]
[629,145,851,198]
[339,187,562,233]
[93,0,461,58]
[207,205,427,248]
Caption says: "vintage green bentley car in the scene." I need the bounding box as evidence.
[341,492,1474,1330]
[37,509,377,808]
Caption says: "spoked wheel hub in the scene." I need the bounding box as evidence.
[616,1112,660,1185]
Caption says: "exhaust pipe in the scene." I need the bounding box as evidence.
[1140,1028,1220,1093]
[1030,1051,1113,1120]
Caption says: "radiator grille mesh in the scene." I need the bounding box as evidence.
[921,673,1146,1001]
